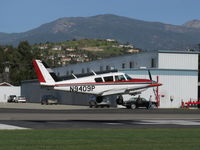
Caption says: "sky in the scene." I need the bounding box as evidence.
[0,0,200,33]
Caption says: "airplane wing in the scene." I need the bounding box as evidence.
[99,86,148,96]
[100,89,126,96]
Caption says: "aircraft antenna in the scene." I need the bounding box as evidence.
[91,70,97,75]
[72,73,77,79]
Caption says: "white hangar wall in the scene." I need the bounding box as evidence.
[0,86,21,102]
[123,69,198,108]
[158,71,198,108]
[158,51,198,70]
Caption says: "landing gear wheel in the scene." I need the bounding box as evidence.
[96,96,103,103]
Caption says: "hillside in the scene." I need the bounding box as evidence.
[33,39,139,66]
[183,20,200,29]
[1,14,200,50]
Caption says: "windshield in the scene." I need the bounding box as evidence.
[125,74,132,80]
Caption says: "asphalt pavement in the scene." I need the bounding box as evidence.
[0,103,199,129]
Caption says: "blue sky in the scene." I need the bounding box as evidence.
[1,0,200,33]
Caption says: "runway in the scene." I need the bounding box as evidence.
[0,105,199,129]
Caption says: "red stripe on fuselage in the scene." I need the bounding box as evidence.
[32,60,46,83]
[55,78,152,86]
[121,79,151,83]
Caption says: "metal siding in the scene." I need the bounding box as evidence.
[21,81,91,105]
[158,53,198,70]
[158,74,197,108]
[54,52,158,75]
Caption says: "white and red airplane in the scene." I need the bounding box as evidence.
[33,59,162,104]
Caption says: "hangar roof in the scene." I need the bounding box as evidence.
[158,50,200,54]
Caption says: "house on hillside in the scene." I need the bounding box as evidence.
[52,46,62,51]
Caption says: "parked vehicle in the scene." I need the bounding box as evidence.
[14,96,27,103]
[89,96,111,108]
[7,95,16,103]
[123,97,157,109]
[41,95,58,105]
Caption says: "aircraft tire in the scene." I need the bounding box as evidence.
[96,96,103,103]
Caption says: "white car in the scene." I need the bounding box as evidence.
[14,96,27,103]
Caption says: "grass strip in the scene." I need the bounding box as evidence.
[0,128,199,150]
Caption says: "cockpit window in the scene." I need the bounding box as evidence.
[125,74,132,80]
[95,77,103,82]
[104,76,113,82]
[115,75,126,81]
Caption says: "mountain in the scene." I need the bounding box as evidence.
[183,20,200,29]
[1,14,200,50]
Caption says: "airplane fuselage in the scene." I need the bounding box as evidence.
[48,72,157,96]
[33,59,162,99]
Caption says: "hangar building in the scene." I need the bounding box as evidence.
[22,50,199,108]
[0,82,21,103]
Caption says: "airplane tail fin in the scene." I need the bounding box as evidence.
[33,59,57,86]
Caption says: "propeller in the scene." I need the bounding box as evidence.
[148,70,157,101]
[148,70,152,81]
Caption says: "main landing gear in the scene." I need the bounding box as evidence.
[96,96,103,103]
[116,95,124,105]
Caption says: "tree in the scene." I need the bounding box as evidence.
[18,41,32,62]
[0,41,38,85]
[0,47,4,73]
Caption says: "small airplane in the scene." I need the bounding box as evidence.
[33,59,162,104]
